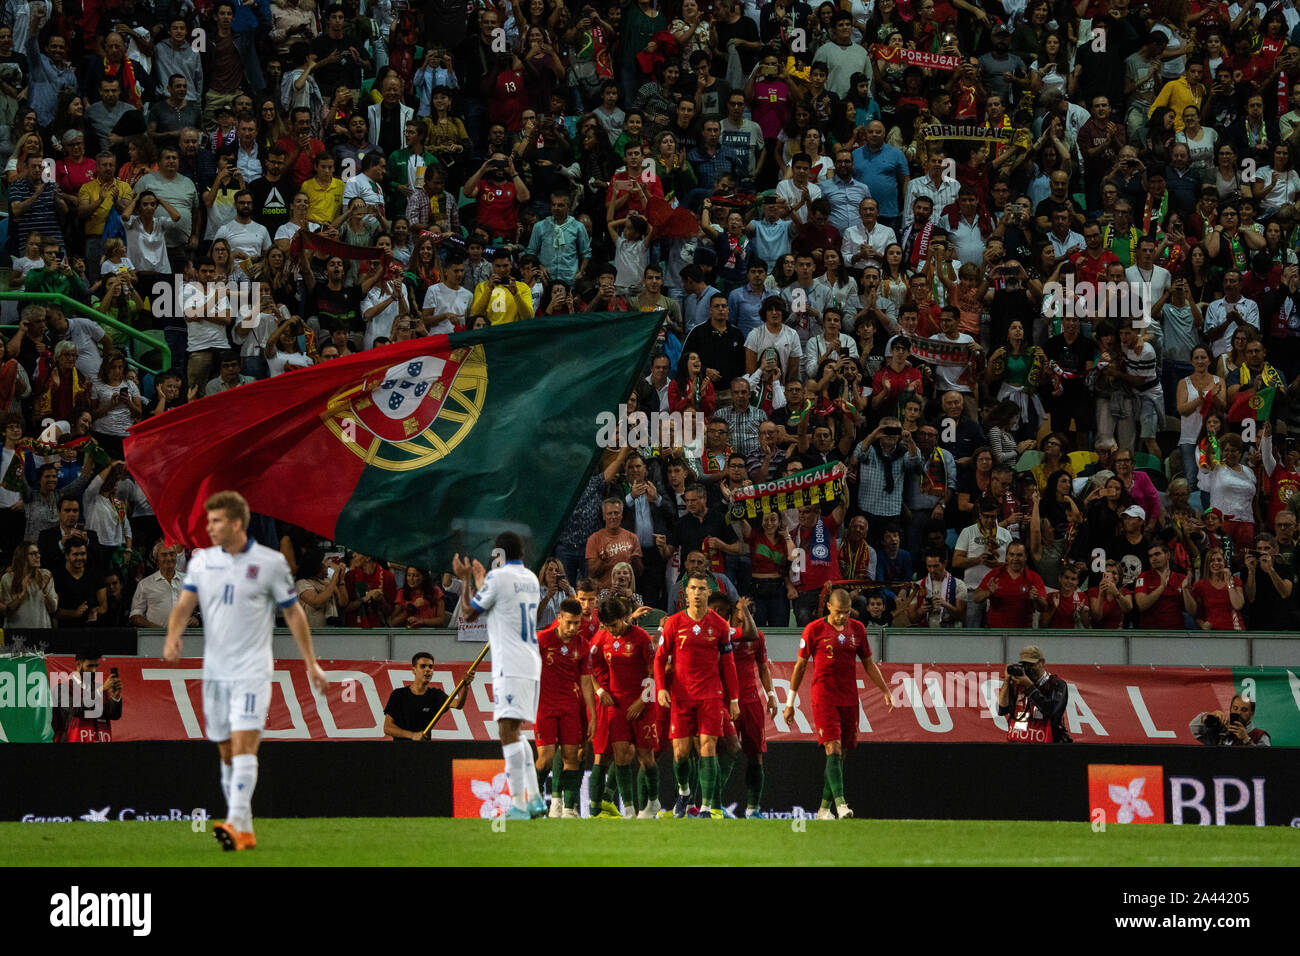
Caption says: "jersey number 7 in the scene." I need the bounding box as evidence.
[518,603,538,644]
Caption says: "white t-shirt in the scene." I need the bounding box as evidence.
[89,379,140,436]
[362,285,400,349]
[422,282,472,325]
[1125,263,1171,318]
[930,332,975,392]
[775,178,823,223]
[184,541,298,682]
[268,350,314,376]
[470,561,542,681]
[744,323,802,373]
[215,218,272,260]
[62,316,106,380]
[124,216,170,273]
[954,522,1012,589]
[100,256,135,274]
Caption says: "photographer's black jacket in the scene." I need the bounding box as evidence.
[998,672,1072,743]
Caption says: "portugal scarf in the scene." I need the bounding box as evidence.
[105,57,142,108]
[728,462,846,519]
[922,446,948,497]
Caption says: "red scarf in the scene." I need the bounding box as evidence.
[104,56,141,108]
[909,222,934,269]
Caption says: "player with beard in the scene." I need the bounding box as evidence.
[656,570,740,819]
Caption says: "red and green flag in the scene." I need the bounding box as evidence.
[1227,385,1275,423]
[123,312,665,568]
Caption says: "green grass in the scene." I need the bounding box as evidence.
[2,818,1297,866]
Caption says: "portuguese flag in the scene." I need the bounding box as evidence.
[1227,385,1275,423]
[124,313,665,568]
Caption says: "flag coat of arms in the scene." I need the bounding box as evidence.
[124,313,665,569]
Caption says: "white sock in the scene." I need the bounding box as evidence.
[522,741,540,802]
[220,761,232,809]
[227,754,258,832]
[503,742,529,810]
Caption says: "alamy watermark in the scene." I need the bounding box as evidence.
[1041,276,1154,327]
[594,404,706,450]
[149,275,262,327]
[0,662,107,718]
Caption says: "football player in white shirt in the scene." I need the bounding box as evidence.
[163,491,328,851]
[453,531,545,820]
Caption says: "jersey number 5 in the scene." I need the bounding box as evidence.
[518,603,538,644]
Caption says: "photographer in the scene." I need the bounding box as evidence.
[997,645,1071,743]
[52,647,123,743]
[1190,694,1271,746]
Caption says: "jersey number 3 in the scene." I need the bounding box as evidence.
[518,603,538,644]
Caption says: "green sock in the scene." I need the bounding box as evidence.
[674,758,692,796]
[551,751,563,796]
[614,763,636,814]
[536,757,552,798]
[636,765,649,812]
[589,763,607,811]
[826,753,845,802]
[561,769,581,810]
[689,754,701,805]
[643,764,660,806]
[745,762,764,812]
[603,762,618,803]
[698,755,719,810]
[820,778,832,809]
[715,750,736,807]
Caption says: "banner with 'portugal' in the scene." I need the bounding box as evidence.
[123,313,665,568]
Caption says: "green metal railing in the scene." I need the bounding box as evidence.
[0,291,170,376]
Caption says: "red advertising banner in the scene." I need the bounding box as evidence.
[43,657,1253,745]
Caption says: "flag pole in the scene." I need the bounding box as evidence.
[420,643,489,737]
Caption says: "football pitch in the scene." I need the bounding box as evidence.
[3,818,1297,866]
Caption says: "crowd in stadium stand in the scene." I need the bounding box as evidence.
[3,0,1300,633]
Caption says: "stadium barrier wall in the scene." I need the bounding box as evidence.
[5,742,1296,826]
[31,656,1300,745]
[129,628,1300,667]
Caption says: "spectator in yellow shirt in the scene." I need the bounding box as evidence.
[469,248,534,324]
[301,151,345,225]
[77,152,133,266]
[1149,62,1206,132]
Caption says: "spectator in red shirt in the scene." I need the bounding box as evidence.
[277,107,325,187]
[462,152,530,242]
[972,540,1046,628]
[1041,563,1090,628]
[1133,541,1190,629]
[1087,559,1132,629]
[343,552,397,628]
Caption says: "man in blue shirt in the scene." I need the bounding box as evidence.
[820,146,873,234]
[853,121,909,233]
[727,260,768,338]
[526,191,592,285]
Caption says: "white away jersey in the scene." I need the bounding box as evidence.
[184,541,298,681]
[470,561,542,681]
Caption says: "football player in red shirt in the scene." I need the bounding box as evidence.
[706,592,746,815]
[783,588,895,819]
[574,578,620,818]
[655,570,741,819]
[721,595,777,818]
[534,599,595,819]
[589,596,660,818]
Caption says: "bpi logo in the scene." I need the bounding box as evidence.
[1087,764,1166,825]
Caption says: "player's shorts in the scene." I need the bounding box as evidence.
[669,698,725,740]
[534,704,583,747]
[594,700,660,752]
[492,676,539,724]
[202,678,271,742]
[735,698,768,756]
[812,696,859,749]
